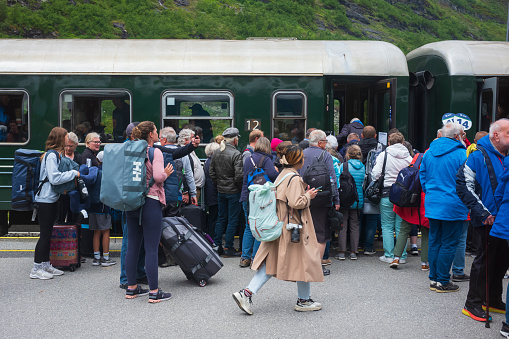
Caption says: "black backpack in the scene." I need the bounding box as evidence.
[302,151,332,207]
[339,161,359,209]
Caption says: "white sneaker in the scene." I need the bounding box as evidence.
[399,259,406,264]
[295,298,322,312]
[30,268,53,280]
[379,255,393,263]
[43,264,64,276]
[233,290,253,315]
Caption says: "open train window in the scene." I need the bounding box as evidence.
[59,89,132,143]
[162,90,234,144]
[272,91,307,142]
[0,90,29,144]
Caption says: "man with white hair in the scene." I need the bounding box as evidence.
[420,122,468,293]
[457,118,509,322]
[336,117,364,145]
[299,129,340,276]
[178,128,205,201]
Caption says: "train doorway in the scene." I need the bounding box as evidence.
[479,77,509,132]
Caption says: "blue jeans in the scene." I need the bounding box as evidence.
[379,197,405,259]
[241,201,261,260]
[323,241,330,260]
[363,214,380,252]
[214,192,242,250]
[246,263,311,299]
[120,213,146,285]
[428,219,463,285]
[452,221,469,275]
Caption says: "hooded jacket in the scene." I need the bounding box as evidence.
[372,143,412,188]
[490,156,509,239]
[357,137,379,165]
[339,159,365,209]
[420,137,468,221]
[457,135,506,226]
[336,120,364,145]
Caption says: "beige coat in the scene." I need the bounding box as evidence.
[251,168,324,283]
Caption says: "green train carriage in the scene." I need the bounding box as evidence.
[0,39,409,232]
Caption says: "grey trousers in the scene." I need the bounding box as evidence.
[338,209,360,254]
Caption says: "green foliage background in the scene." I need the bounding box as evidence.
[0,0,507,52]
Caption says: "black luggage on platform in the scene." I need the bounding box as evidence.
[161,216,223,287]
[180,204,206,231]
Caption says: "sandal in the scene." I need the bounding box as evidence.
[125,285,149,299]
[149,288,172,303]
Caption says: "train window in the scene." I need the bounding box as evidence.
[162,91,234,144]
[59,90,131,143]
[480,90,493,132]
[0,91,29,144]
[272,91,307,142]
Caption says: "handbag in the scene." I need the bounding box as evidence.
[328,207,343,231]
[364,151,387,204]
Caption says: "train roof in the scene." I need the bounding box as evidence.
[0,39,408,77]
[406,41,509,76]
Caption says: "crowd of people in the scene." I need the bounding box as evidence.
[28,117,509,335]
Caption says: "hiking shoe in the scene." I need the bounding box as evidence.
[295,298,322,312]
[222,248,241,257]
[411,246,419,256]
[501,322,509,337]
[92,258,101,266]
[43,264,64,276]
[30,268,53,280]
[421,264,429,271]
[239,258,251,268]
[435,281,459,293]
[462,306,492,322]
[149,289,172,303]
[100,257,116,267]
[429,281,437,291]
[390,258,399,269]
[379,255,393,263]
[125,285,149,299]
[335,253,346,260]
[482,302,506,314]
[232,290,253,315]
[321,259,332,266]
[364,249,376,255]
[322,267,330,276]
[349,253,358,260]
[452,274,470,282]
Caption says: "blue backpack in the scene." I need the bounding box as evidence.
[247,155,270,187]
[11,149,44,211]
[149,147,180,203]
[389,153,423,208]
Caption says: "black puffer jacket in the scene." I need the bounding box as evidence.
[209,143,243,194]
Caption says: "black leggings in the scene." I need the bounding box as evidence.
[34,202,58,264]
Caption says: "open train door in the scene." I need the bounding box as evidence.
[373,78,396,133]
[479,77,499,131]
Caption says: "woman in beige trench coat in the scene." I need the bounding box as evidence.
[233,145,324,315]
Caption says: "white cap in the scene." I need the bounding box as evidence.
[96,151,104,163]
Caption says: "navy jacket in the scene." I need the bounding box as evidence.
[240,151,279,202]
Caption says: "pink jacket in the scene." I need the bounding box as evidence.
[145,147,168,205]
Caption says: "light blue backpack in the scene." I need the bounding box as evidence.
[100,140,154,211]
[248,173,294,242]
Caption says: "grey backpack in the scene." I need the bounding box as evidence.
[100,140,154,211]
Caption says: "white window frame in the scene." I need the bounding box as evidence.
[0,89,30,146]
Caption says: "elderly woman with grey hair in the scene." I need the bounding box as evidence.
[63,132,82,165]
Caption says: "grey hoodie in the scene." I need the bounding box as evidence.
[34,151,78,204]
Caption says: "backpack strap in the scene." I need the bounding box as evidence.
[249,156,257,169]
[257,155,266,168]
[410,153,423,168]
[318,150,326,162]
[275,173,295,187]
[477,145,500,210]
[285,174,301,224]
[344,161,349,173]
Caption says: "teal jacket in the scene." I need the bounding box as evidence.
[339,159,365,209]
[332,156,341,189]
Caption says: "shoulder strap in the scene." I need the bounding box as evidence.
[257,155,266,168]
[344,161,349,174]
[410,153,423,168]
[318,150,326,162]
[275,172,296,187]
[477,146,499,209]
[249,156,257,169]
[148,147,155,163]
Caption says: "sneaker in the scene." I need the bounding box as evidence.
[322,267,330,276]
[119,283,128,290]
[232,290,253,315]
[462,306,492,322]
[100,257,116,267]
[482,302,506,314]
[379,255,393,263]
[364,250,376,256]
[501,322,509,337]
[335,253,346,260]
[125,285,149,299]
[92,257,101,266]
[29,268,53,280]
[349,253,357,260]
[294,298,322,312]
[390,258,399,268]
[43,264,64,276]
[435,281,459,293]
[239,258,252,268]
[452,274,470,282]
[399,259,406,264]
[321,259,332,266]
[148,289,172,303]
[411,246,419,256]
[421,264,430,271]
[222,248,241,257]
[430,281,437,291]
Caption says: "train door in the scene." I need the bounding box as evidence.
[479,77,498,131]
[374,79,396,133]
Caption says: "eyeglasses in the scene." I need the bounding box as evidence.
[90,141,101,144]
[65,144,77,148]
[319,139,327,143]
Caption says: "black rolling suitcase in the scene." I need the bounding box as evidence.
[161,216,223,287]
[180,204,206,231]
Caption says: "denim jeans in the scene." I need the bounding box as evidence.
[120,214,146,285]
[363,214,380,252]
[452,221,469,275]
[246,263,311,299]
[241,201,260,260]
[379,197,404,259]
[323,241,330,260]
[428,219,463,285]
[214,192,242,250]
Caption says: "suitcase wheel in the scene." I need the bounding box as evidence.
[199,279,207,287]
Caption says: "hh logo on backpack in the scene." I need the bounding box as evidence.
[133,161,142,182]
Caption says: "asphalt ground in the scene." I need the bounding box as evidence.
[1,236,506,339]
